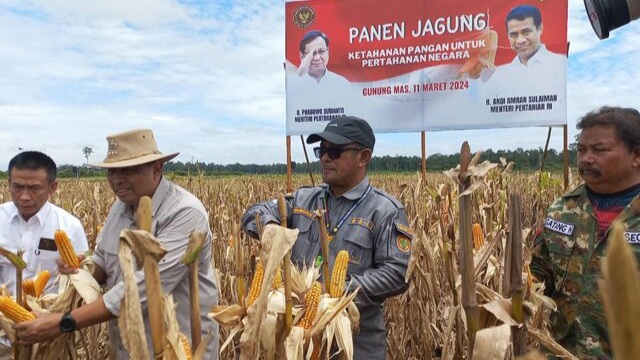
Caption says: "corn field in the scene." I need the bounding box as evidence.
[0,166,574,359]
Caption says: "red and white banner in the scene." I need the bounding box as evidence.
[285,0,568,135]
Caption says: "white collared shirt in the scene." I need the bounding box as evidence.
[0,201,88,294]
[486,44,567,95]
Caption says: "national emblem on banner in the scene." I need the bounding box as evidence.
[293,5,315,29]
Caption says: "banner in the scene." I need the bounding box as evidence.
[285,0,568,135]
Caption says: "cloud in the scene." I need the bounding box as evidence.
[0,0,638,170]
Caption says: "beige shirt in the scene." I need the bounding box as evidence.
[93,177,219,359]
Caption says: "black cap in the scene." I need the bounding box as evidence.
[306,116,375,149]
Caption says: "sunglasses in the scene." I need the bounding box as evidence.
[313,145,363,160]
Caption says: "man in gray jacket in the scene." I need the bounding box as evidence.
[242,116,411,360]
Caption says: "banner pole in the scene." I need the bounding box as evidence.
[539,127,552,184]
[286,136,292,193]
[421,131,427,183]
[563,125,569,189]
[300,135,316,186]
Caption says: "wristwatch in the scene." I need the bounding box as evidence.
[59,312,76,333]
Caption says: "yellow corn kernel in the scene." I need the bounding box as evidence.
[246,260,264,307]
[0,296,35,323]
[299,282,321,330]
[34,270,51,297]
[23,279,36,297]
[330,251,349,298]
[272,265,282,289]
[179,333,192,360]
[54,230,80,268]
[472,223,484,250]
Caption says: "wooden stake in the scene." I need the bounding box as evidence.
[509,194,526,356]
[278,194,293,334]
[286,136,293,193]
[236,225,247,308]
[134,196,166,358]
[316,213,332,294]
[421,131,427,184]
[458,142,479,356]
[300,135,316,186]
[182,231,206,351]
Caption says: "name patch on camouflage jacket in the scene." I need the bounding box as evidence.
[625,231,640,243]
[544,217,575,236]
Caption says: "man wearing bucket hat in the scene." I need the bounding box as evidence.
[242,116,412,360]
[15,129,219,359]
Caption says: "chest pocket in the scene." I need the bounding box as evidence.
[291,215,318,268]
[544,230,576,294]
[342,224,374,274]
[96,222,131,288]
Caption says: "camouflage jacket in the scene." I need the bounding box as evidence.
[531,184,640,359]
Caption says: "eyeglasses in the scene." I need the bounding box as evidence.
[313,145,363,160]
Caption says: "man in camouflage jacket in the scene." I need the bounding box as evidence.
[531,106,640,359]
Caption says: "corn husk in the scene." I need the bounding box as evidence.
[599,221,640,360]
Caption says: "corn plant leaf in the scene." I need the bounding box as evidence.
[0,246,26,270]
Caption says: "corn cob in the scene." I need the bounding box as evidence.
[34,270,51,297]
[441,200,450,225]
[472,223,484,250]
[0,296,35,323]
[330,250,349,298]
[246,260,264,307]
[272,264,282,289]
[179,333,192,360]
[23,279,36,297]
[299,281,321,329]
[525,264,533,293]
[54,230,80,268]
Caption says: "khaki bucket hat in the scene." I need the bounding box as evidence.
[89,129,179,168]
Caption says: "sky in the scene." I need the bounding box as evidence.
[0,0,638,169]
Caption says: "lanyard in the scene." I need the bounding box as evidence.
[322,185,372,241]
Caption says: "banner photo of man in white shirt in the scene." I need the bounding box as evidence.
[486,4,567,95]
[286,30,360,135]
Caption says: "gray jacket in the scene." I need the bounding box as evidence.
[242,177,411,360]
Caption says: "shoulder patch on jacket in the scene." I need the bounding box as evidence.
[394,222,412,253]
[292,207,315,220]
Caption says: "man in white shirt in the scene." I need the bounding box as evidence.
[486,4,566,95]
[289,30,352,92]
[286,30,358,133]
[0,151,88,355]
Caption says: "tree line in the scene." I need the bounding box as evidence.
[0,143,577,178]
[0,146,576,179]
